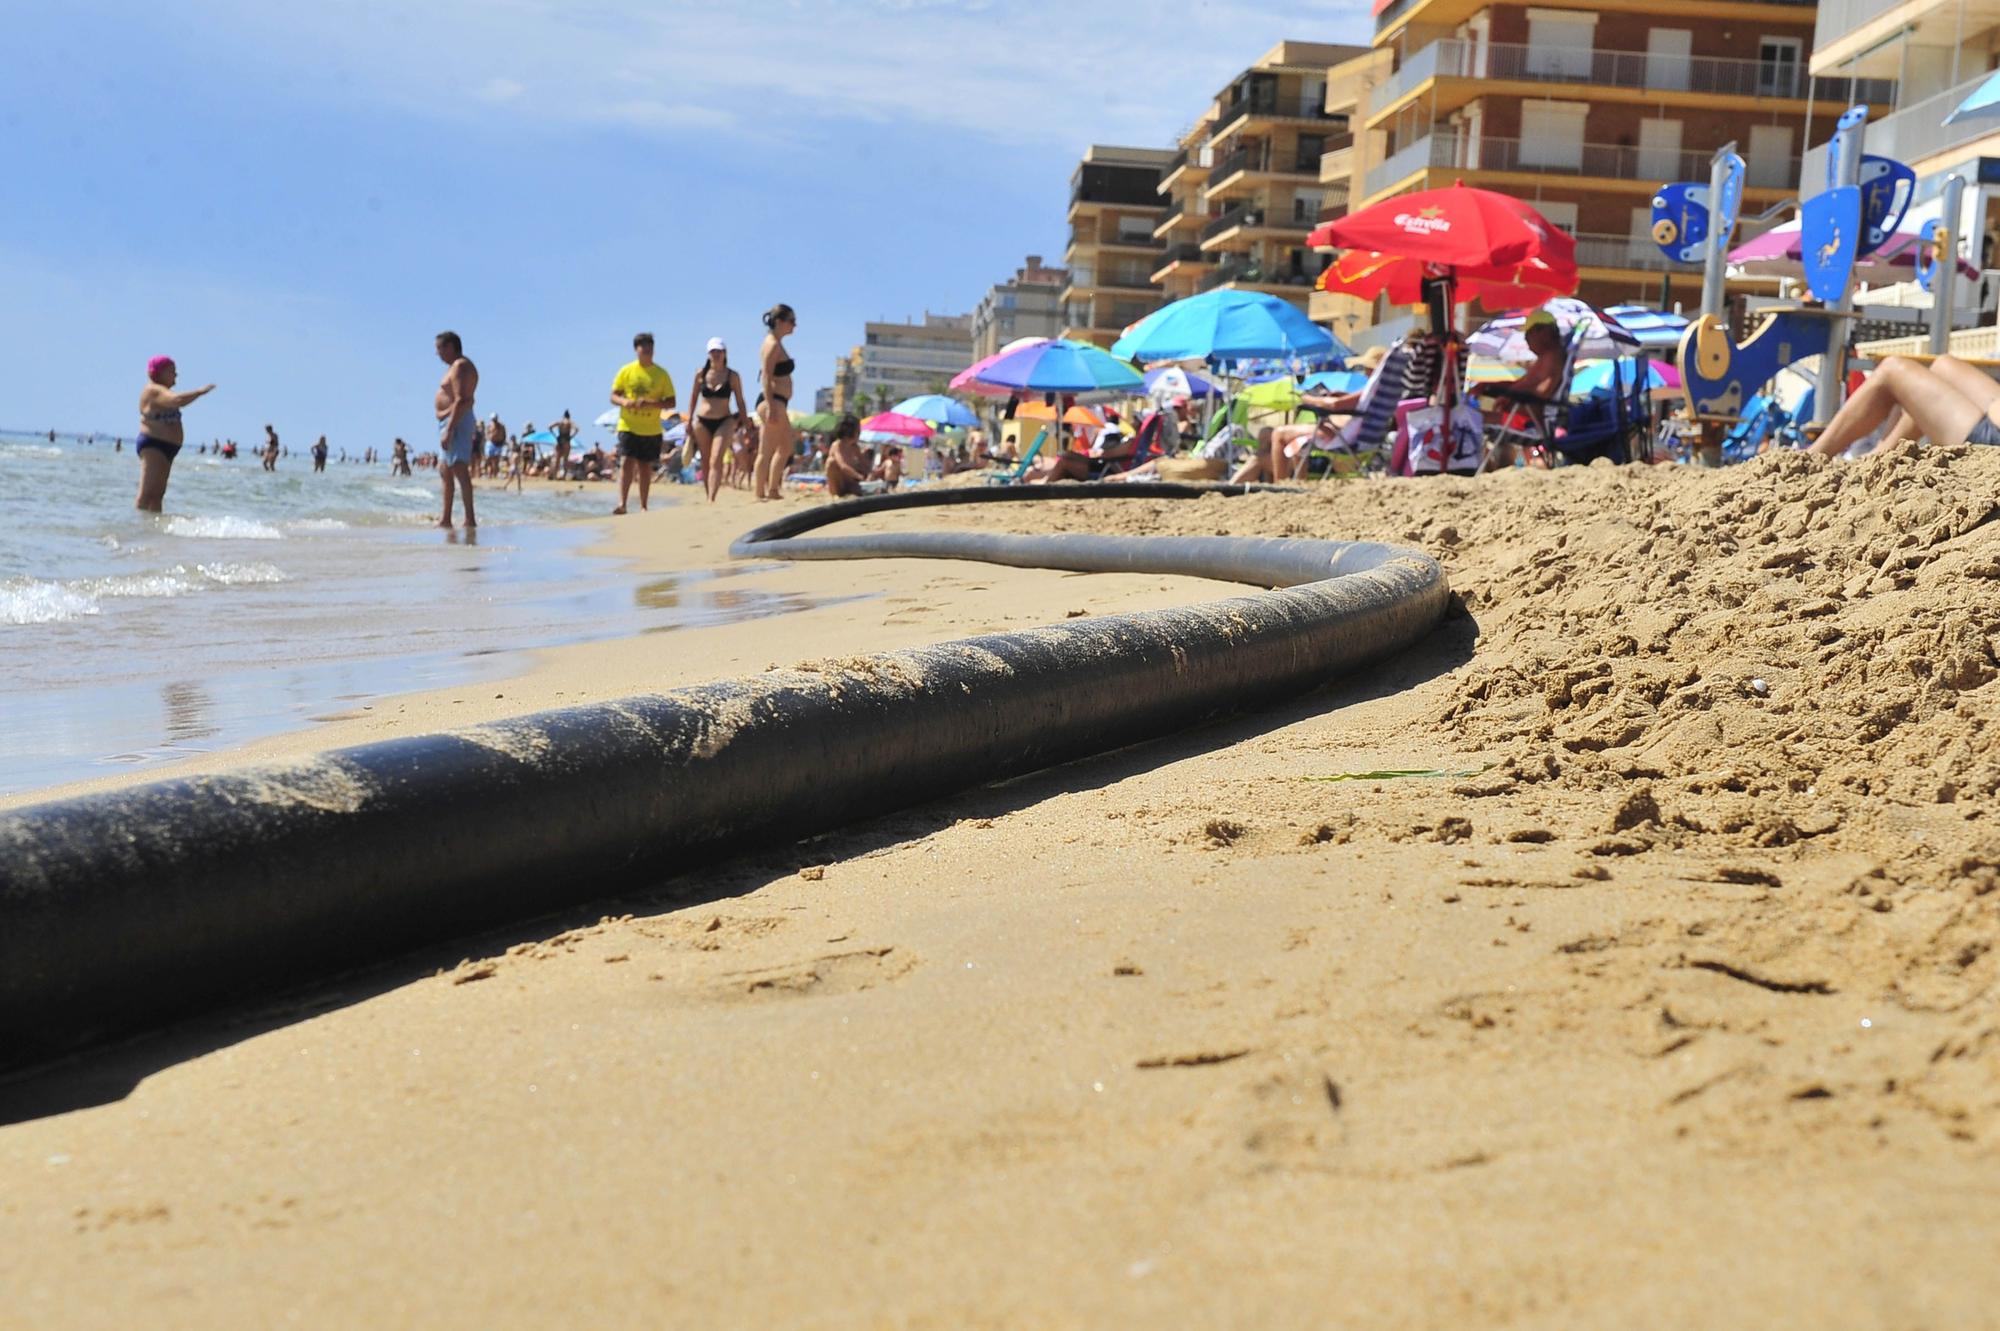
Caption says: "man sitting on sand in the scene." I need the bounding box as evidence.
[825,415,868,499]
[1809,353,2000,458]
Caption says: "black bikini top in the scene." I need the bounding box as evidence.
[771,356,795,378]
[700,365,733,400]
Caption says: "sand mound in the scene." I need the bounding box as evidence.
[940,450,2000,1142]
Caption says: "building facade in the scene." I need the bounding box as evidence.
[1195,41,1367,308]
[1060,144,1174,346]
[1310,47,1394,337]
[971,255,1069,362]
[1808,0,2000,275]
[837,312,975,414]
[1357,0,1896,322]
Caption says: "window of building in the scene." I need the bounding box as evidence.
[1758,38,1802,98]
[1645,30,1692,93]
[1636,118,1683,181]
[1292,191,1323,224]
[1747,123,1794,188]
[1518,100,1588,171]
[1525,8,1597,80]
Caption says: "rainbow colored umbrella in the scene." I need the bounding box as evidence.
[950,338,1142,395]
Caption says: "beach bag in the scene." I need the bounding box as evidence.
[1405,402,1484,475]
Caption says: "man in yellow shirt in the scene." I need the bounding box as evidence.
[609,331,677,514]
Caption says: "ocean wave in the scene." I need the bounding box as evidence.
[196,561,287,585]
[0,562,289,625]
[163,515,284,540]
[1,444,63,459]
[1,579,99,625]
[286,518,350,532]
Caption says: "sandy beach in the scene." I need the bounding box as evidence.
[5,451,2000,1327]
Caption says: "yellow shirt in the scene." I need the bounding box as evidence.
[611,360,676,437]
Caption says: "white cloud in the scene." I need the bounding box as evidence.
[185,0,1374,150]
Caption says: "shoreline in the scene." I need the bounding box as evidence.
[0,482,1246,812]
[4,451,2000,1325]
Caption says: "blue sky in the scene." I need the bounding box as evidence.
[2,0,1368,448]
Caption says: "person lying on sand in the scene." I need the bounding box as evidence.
[1809,354,2000,458]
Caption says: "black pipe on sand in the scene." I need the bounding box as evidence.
[0,483,1449,1065]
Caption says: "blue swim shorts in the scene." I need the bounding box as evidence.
[438,412,479,466]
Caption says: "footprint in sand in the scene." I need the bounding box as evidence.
[703,946,917,1002]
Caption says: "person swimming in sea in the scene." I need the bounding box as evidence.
[134,355,215,512]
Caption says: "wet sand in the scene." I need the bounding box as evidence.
[4,452,2000,1326]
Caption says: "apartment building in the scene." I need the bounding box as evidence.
[1153,117,1219,303]
[970,255,1069,362]
[832,312,975,413]
[1359,0,1897,317]
[1060,145,1174,346]
[1193,41,1368,308]
[1310,46,1395,338]
[1808,0,2000,272]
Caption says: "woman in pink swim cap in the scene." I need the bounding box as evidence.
[135,356,216,512]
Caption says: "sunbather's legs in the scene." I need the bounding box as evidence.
[1810,357,1990,457]
[1229,428,1276,485]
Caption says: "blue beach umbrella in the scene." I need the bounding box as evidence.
[1301,369,1369,394]
[521,429,559,445]
[1569,359,1673,398]
[1946,70,2000,125]
[955,338,1143,394]
[1111,289,1343,365]
[889,394,978,427]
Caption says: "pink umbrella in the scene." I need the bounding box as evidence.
[950,336,1052,397]
[859,412,935,437]
[1729,228,1980,281]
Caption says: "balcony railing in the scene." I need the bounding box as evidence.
[1570,231,1703,273]
[1374,37,1896,113]
[1215,94,1340,135]
[1153,242,1208,272]
[1812,0,1924,53]
[1199,254,1326,292]
[1201,204,1315,241]
[1800,68,1994,189]
[1364,131,1802,199]
[1210,141,1331,186]
[1153,202,1188,236]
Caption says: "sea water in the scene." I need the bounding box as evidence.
[0,434,838,795]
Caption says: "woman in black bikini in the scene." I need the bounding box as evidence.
[689,337,749,503]
[757,303,797,502]
[134,355,215,512]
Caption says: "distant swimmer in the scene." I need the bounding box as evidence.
[434,330,480,529]
[134,355,215,512]
[312,435,329,472]
[262,424,280,472]
[756,303,797,501]
[392,437,412,476]
[609,330,675,515]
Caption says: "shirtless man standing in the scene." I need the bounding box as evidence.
[434,330,480,529]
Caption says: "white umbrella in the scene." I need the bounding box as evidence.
[593,408,620,428]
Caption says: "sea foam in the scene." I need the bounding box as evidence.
[164,515,284,540]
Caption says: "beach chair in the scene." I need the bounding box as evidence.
[1310,342,1414,479]
[986,427,1048,485]
[1477,324,1593,469]
[1719,395,1790,463]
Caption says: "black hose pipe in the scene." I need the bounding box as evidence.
[0,484,1448,1065]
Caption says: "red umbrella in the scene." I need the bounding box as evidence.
[1308,182,1574,269]
[1311,183,1577,312]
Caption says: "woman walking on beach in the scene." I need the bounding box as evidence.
[133,356,215,512]
[756,303,798,501]
[688,337,749,503]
